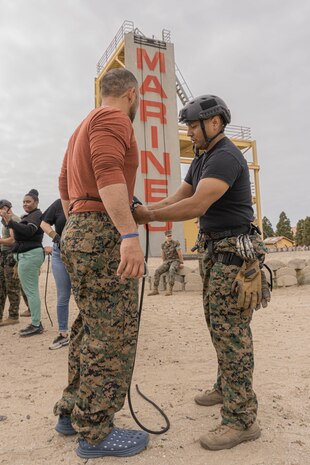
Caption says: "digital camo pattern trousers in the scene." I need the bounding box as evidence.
[0,252,21,319]
[153,260,180,287]
[202,249,258,430]
[53,212,139,444]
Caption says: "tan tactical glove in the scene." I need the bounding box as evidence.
[231,259,262,310]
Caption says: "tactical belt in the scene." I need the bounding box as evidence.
[200,225,251,241]
[200,225,253,267]
[215,252,243,267]
[68,196,102,212]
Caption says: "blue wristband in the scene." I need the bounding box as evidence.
[121,232,139,239]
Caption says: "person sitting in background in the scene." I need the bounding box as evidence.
[1,189,45,337]
[41,199,72,350]
[148,230,184,296]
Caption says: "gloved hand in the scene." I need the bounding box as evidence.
[255,269,271,310]
[231,259,262,310]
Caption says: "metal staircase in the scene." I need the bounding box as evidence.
[175,63,193,105]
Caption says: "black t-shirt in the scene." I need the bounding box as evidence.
[9,209,43,253]
[42,199,66,236]
[184,137,254,232]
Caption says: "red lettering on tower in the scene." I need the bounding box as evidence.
[140,75,167,98]
[144,179,168,202]
[141,151,170,175]
[140,100,167,124]
[135,46,176,235]
[136,48,166,72]
[147,222,173,232]
[151,126,158,148]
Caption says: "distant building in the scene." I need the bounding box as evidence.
[264,236,295,250]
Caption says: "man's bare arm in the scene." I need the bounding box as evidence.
[134,178,229,223]
[177,248,184,263]
[40,220,54,236]
[0,230,15,246]
[61,200,70,219]
[147,182,193,210]
[99,184,144,279]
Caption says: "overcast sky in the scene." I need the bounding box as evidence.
[0,0,309,228]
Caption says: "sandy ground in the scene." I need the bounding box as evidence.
[1,251,310,465]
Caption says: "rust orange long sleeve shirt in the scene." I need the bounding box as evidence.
[58,106,138,214]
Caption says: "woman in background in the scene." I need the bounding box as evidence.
[41,199,72,350]
[2,189,44,337]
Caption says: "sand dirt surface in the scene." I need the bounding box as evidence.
[1,252,310,465]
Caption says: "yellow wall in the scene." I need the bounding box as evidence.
[267,238,294,249]
[183,219,199,253]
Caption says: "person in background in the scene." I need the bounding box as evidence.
[41,199,71,350]
[148,230,184,296]
[0,199,22,325]
[1,189,44,337]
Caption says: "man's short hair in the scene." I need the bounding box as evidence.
[100,68,138,98]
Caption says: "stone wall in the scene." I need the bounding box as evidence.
[265,257,310,288]
[147,252,310,292]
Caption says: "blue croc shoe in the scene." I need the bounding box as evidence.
[76,427,149,458]
[55,415,76,435]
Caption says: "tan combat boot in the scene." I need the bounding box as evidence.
[200,422,261,450]
[165,286,173,296]
[148,287,159,296]
[194,388,223,406]
[0,317,19,326]
[194,389,223,407]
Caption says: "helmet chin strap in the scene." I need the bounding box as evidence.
[199,119,224,150]
[193,143,200,157]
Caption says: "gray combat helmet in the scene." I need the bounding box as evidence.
[179,95,231,126]
[0,199,12,209]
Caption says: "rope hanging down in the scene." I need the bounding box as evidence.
[44,254,53,326]
[127,220,170,434]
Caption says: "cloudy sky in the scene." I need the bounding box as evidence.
[0,0,309,228]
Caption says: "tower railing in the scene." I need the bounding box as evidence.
[225,125,252,140]
[96,21,134,75]
[178,123,252,140]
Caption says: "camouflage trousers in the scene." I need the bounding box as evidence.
[153,260,181,288]
[197,253,205,283]
[0,252,21,319]
[202,234,266,430]
[53,212,139,444]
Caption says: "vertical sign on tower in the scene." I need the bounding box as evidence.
[125,32,184,256]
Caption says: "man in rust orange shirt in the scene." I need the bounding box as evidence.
[53,68,149,459]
